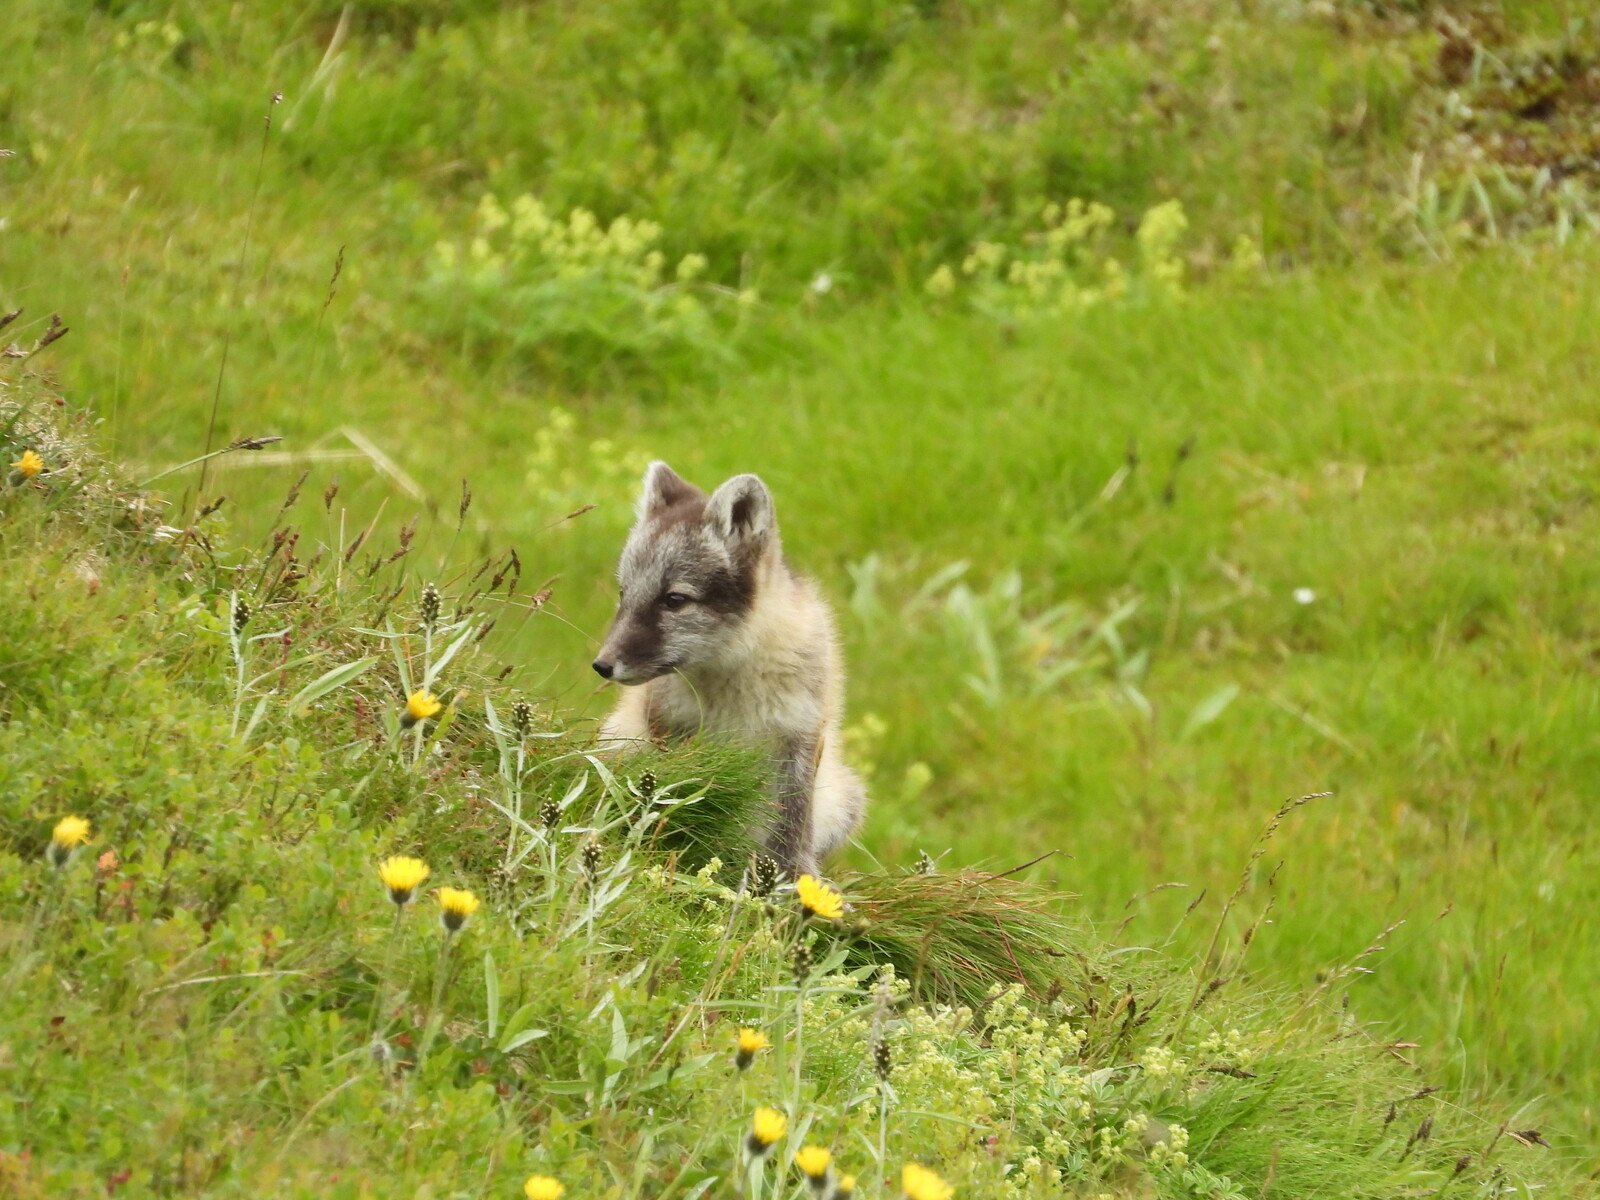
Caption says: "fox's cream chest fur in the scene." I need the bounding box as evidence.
[594,462,866,876]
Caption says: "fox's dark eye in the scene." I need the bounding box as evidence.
[661,592,693,611]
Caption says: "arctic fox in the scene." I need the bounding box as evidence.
[593,462,867,877]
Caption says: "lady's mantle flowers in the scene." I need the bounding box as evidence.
[378,856,430,906]
[401,689,443,729]
[437,886,480,932]
[796,874,843,922]
[747,1106,787,1157]
[48,815,91,867]
[735,1027,770,1071]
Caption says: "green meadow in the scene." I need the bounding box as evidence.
[4,0,1598,1193]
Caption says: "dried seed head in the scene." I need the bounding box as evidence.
[581,841,602,878]
[232,597,251,633]
[420,582,441,630]
[511,699,534,738]
[791,939,812,985]
[750,854,779,898]
[637,769,658,801]
[540,799,561,831]
[37,314,69,349]
[914,850,936,875]
[872,1036,892,1082]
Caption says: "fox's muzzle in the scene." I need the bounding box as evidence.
[593,615,668,685]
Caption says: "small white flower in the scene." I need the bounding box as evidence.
[1293,587,1316,605]
[810,272,833,295]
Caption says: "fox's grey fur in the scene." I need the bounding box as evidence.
[594,462,866,876]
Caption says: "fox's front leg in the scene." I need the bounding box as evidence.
[769,734,819,878]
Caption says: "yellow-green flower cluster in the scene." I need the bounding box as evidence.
[1145,1121,1190,1171]
[1196,1026,1255,1072]
[923,197,1191,318]
[113,18,183,64]
[437,193,711,302]
[1135,199,1189,299]
[521,405,652,521]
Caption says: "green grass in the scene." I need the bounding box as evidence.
[4,0,1600,1188]
[0,371,1581,1198]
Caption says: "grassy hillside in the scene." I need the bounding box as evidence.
[4,0,1599,1186]
[0,376,1578,1197]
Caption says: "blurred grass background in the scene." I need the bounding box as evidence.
[5,0,1598,1160]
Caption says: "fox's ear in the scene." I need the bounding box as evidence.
[706,473,775,547]
[637,461,697,519]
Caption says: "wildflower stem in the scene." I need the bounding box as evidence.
[412,624,433,768]
[369,907,402,1043]
[877,1083,889,1181]
[140,442,251,488]
[502,741,526,877]
[229,618,246,738]
[419,932,453,1061]
[792,981,806,1101]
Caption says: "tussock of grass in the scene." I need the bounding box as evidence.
[610,743,775,871]
[0,387,1578,1197]
[842,866,1077,1009]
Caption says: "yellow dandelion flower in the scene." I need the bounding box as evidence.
[378,855,430,906]
[746,1106,787,1157]
[795,1145,832,1184]
[835,1174,857,1197]
[11,449,45,480]
[795,874,843,922]
[52,815,91,848]
[437,886,480,932]
[902,1164,953,1200]
[523,1176,564,1200]
[47,815,91,867]
[401,689,444,729]
[735,1026,770,1070]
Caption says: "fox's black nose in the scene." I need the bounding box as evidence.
[592,659,614,680]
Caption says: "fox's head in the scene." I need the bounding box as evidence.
[593,462,779,684]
